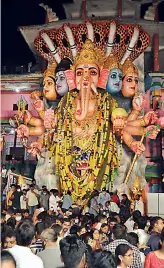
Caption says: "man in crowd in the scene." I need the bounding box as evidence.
[3,230,17,249]
[147,216,164,251]
[60,235,89,268]
[105,224,142,268]
[7,220,44,268]
[37,227,63,268]
[26,184,40,214]
[134,194,144,216]
[98,188,110,210]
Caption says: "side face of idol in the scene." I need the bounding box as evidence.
[43,76,57,100]
[106,68,123,95]
[122,72,139,97]
[55,71,69,96]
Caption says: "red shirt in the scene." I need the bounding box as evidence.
[144,251,164,268]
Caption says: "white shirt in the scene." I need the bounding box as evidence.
[49,195,60,212]
[26,190,39,206]
[133,229,150,246]
[1,168,7,178]
[134,200,144,215]
[20,195,27,209]
[8,245,44,268]
[108,202,120,214]
[98,192,111,209]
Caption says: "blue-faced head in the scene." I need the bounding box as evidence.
[106,68,122,95]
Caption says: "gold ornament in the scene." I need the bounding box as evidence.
[43,61,56,79]
[103,53,121,71]
[72,39,106,70]
[111,108,128,122]
[132,176,142,195]
[122,58,138,77]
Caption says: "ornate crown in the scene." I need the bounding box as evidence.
[132,176,142,195]
[43,61,56,79]
[122,58,138,77]
[72,39,106,70]
[103,53,121,71]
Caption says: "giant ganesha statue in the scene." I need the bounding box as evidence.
[16,21,160,200]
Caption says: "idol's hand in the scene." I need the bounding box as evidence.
[24,111,32,125]
[16,124,29,138]
[132,94,145,112]
[130,141,145,155]
[32,99,44,113]
[113,117,127,132]
[145,125,160,139]
[28,142,42,156]
[144,111,158,126]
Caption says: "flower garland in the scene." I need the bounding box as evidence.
[49,91,119,200]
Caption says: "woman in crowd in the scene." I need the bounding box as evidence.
[144,229,164,268]
[115,244,133,268]
[90,228,101,251]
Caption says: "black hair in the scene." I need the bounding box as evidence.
[121,194,128,199]
[30,184,34,188]
[35,222,45,236]
[132,210,142,222]
[115,244,132,265]
[160,228,164,242]
[67,190,72,196]
[23,209,29,214]
[91,249,116,268]
[16,220,35,246]
[70,225,80,236]
[10,184,16,188]
[150,216,163,228]
[37,211,48,221]
[11,167,16,172]
[4,229,16,239]
[101,223,108,228]
[51,223,62,236]
[137,216,147,230]
[55,57,72,74]
[60,235,88,268]
[110,218,118,223]
[126,232,139,247]
[112,224,127,239]
[6,217,16,229]
[1,250,16,267]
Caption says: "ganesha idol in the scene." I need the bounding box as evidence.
[16,21,160,200]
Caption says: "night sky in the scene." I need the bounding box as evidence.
[2,0,164,67]
[1,0,69,66]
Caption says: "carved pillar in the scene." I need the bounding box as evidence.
[153,33,159,72]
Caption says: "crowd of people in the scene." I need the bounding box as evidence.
[1,167,164,268]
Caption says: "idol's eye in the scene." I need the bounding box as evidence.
[126,77,132,82]
[60,76,65,81]
[76,71,83,76]
[48,81,53,86]
[119,74,122,80]
[90,70,98,76]
[135,79,139,84]
[111,74,116,79]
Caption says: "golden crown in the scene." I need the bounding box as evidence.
[103,53,121,71]
[43,61,56,79]
[122,58,138,77]
[132,176,141,191]
[72,39,106,70]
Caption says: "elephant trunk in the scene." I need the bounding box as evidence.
[75,80,91,121]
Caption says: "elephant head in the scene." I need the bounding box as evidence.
[74,63,99,121]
